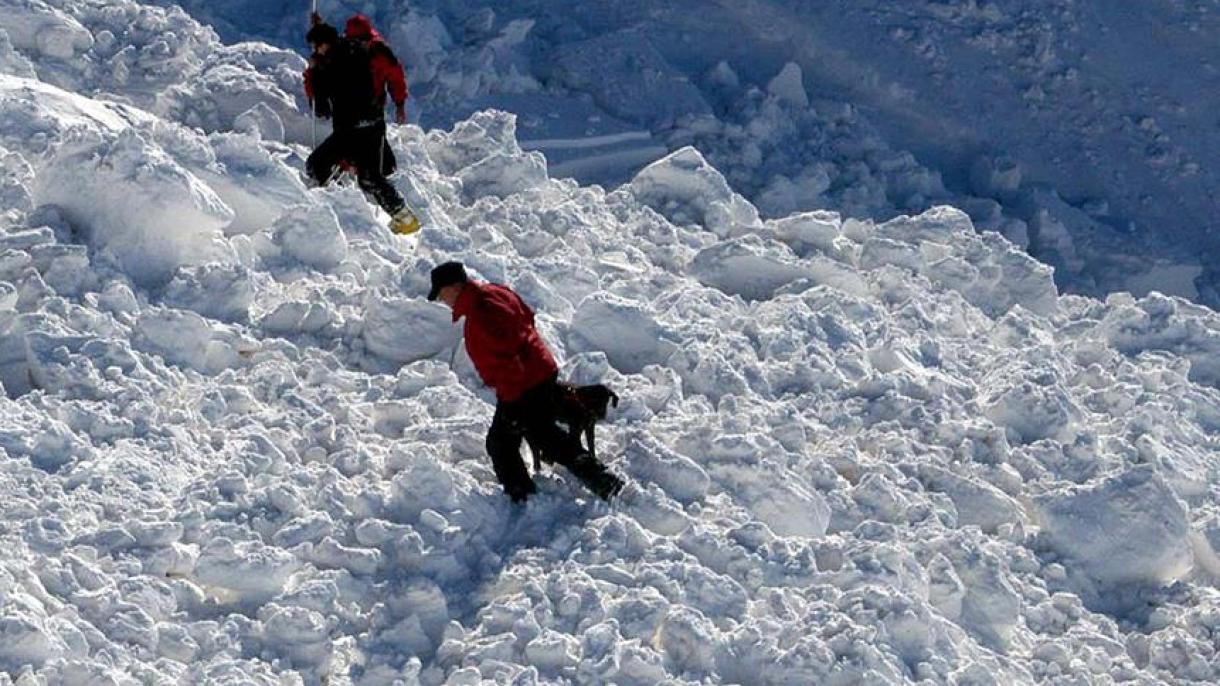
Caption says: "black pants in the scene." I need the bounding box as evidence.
[306,121,405,215]
[486,378,623,503]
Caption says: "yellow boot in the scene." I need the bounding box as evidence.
[389,207,421,235]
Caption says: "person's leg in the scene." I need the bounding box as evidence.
[519,382,623,501]
[486,404,537,503]
[352,123,406,215]
[305,130,348,186]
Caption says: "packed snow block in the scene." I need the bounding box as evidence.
[629,147,760,238]
[28,243,90,296]
[769,211,842,256]
[691,236,810,301]
[457,149,548,202]
[623,431,709,505]
[362,296,459,365]
[232,103,284,142]
[0,0,93,61]
[36,130,235,287]
[954,233,1058,317]
[23,329,106,399]
[259,605,333,669]
[553,27,712,128]
[1037,466,1193,590]
[193,538,301,604]
[0,310,30,396]
[954,547,1022,650]
[1095,292,1220,390]
[1018,188,1089,280]
[134,308,245,374]
[767,63,809,108]
[427,109,527,175]
[258,300,335,336]
[163,264,253,322]
[656,607,718,674]
[916,465,1025,534]
[874,206,974,245]
[569,292,675,374]
[0,146,34,220]
[270,202,347,271]
[859,236,923,273]
[704,436,830,539]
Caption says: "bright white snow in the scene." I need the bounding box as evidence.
[2,2,1220,685]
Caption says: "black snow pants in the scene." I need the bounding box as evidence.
[306,121,405,215]
[486,377,623,503]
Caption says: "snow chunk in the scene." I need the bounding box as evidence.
[767,63,809,108]
[691,236,810,300]
[0,1,92,60]
[629,146,760,238]
[918,465,1025,534]
[163,264,253,322]
[270,202,347,271]
[1037,466,1193,589]
[569,292,675,374]
[457,148,548,201]
[363,297,459,365]
[194,538,301,603]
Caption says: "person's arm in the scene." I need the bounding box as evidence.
[370,46,409,123]
[306,56,334,119]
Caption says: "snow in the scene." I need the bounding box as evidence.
[160,0,1220,307]
[1,1,1220,685]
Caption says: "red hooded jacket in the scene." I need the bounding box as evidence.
[344,15,408,108]
[453,281,558,403]
[304,15,408,114]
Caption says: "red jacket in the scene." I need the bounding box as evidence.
[454,281,558,403]
[344,15,408,108]
[303,16,408,115]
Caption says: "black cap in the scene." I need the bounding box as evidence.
[428,261,467,301]
[307,23,340,47]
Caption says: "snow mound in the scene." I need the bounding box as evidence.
[1037,466,1193,590]
[629,146,760,238]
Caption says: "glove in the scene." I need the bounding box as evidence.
[395,104,407,125]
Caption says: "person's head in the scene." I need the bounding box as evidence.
[345,14,375,41]
[428,261,468,308]
[306,23,339,54]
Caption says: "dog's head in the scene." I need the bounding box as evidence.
[574,384,618,419]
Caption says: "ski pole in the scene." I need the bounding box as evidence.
[309,0,318,147]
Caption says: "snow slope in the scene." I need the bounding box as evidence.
[148,0,1220,307]
[5,2,1220,686]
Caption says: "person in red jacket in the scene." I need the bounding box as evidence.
[304,13,419,234]
[428,261,624,503]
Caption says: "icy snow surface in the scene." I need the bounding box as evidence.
[4,1,1220,685]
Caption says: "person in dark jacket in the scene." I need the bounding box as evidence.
[428,261,624,503]
[304,14,419,234]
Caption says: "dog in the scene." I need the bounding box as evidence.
[532,382,619,471]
